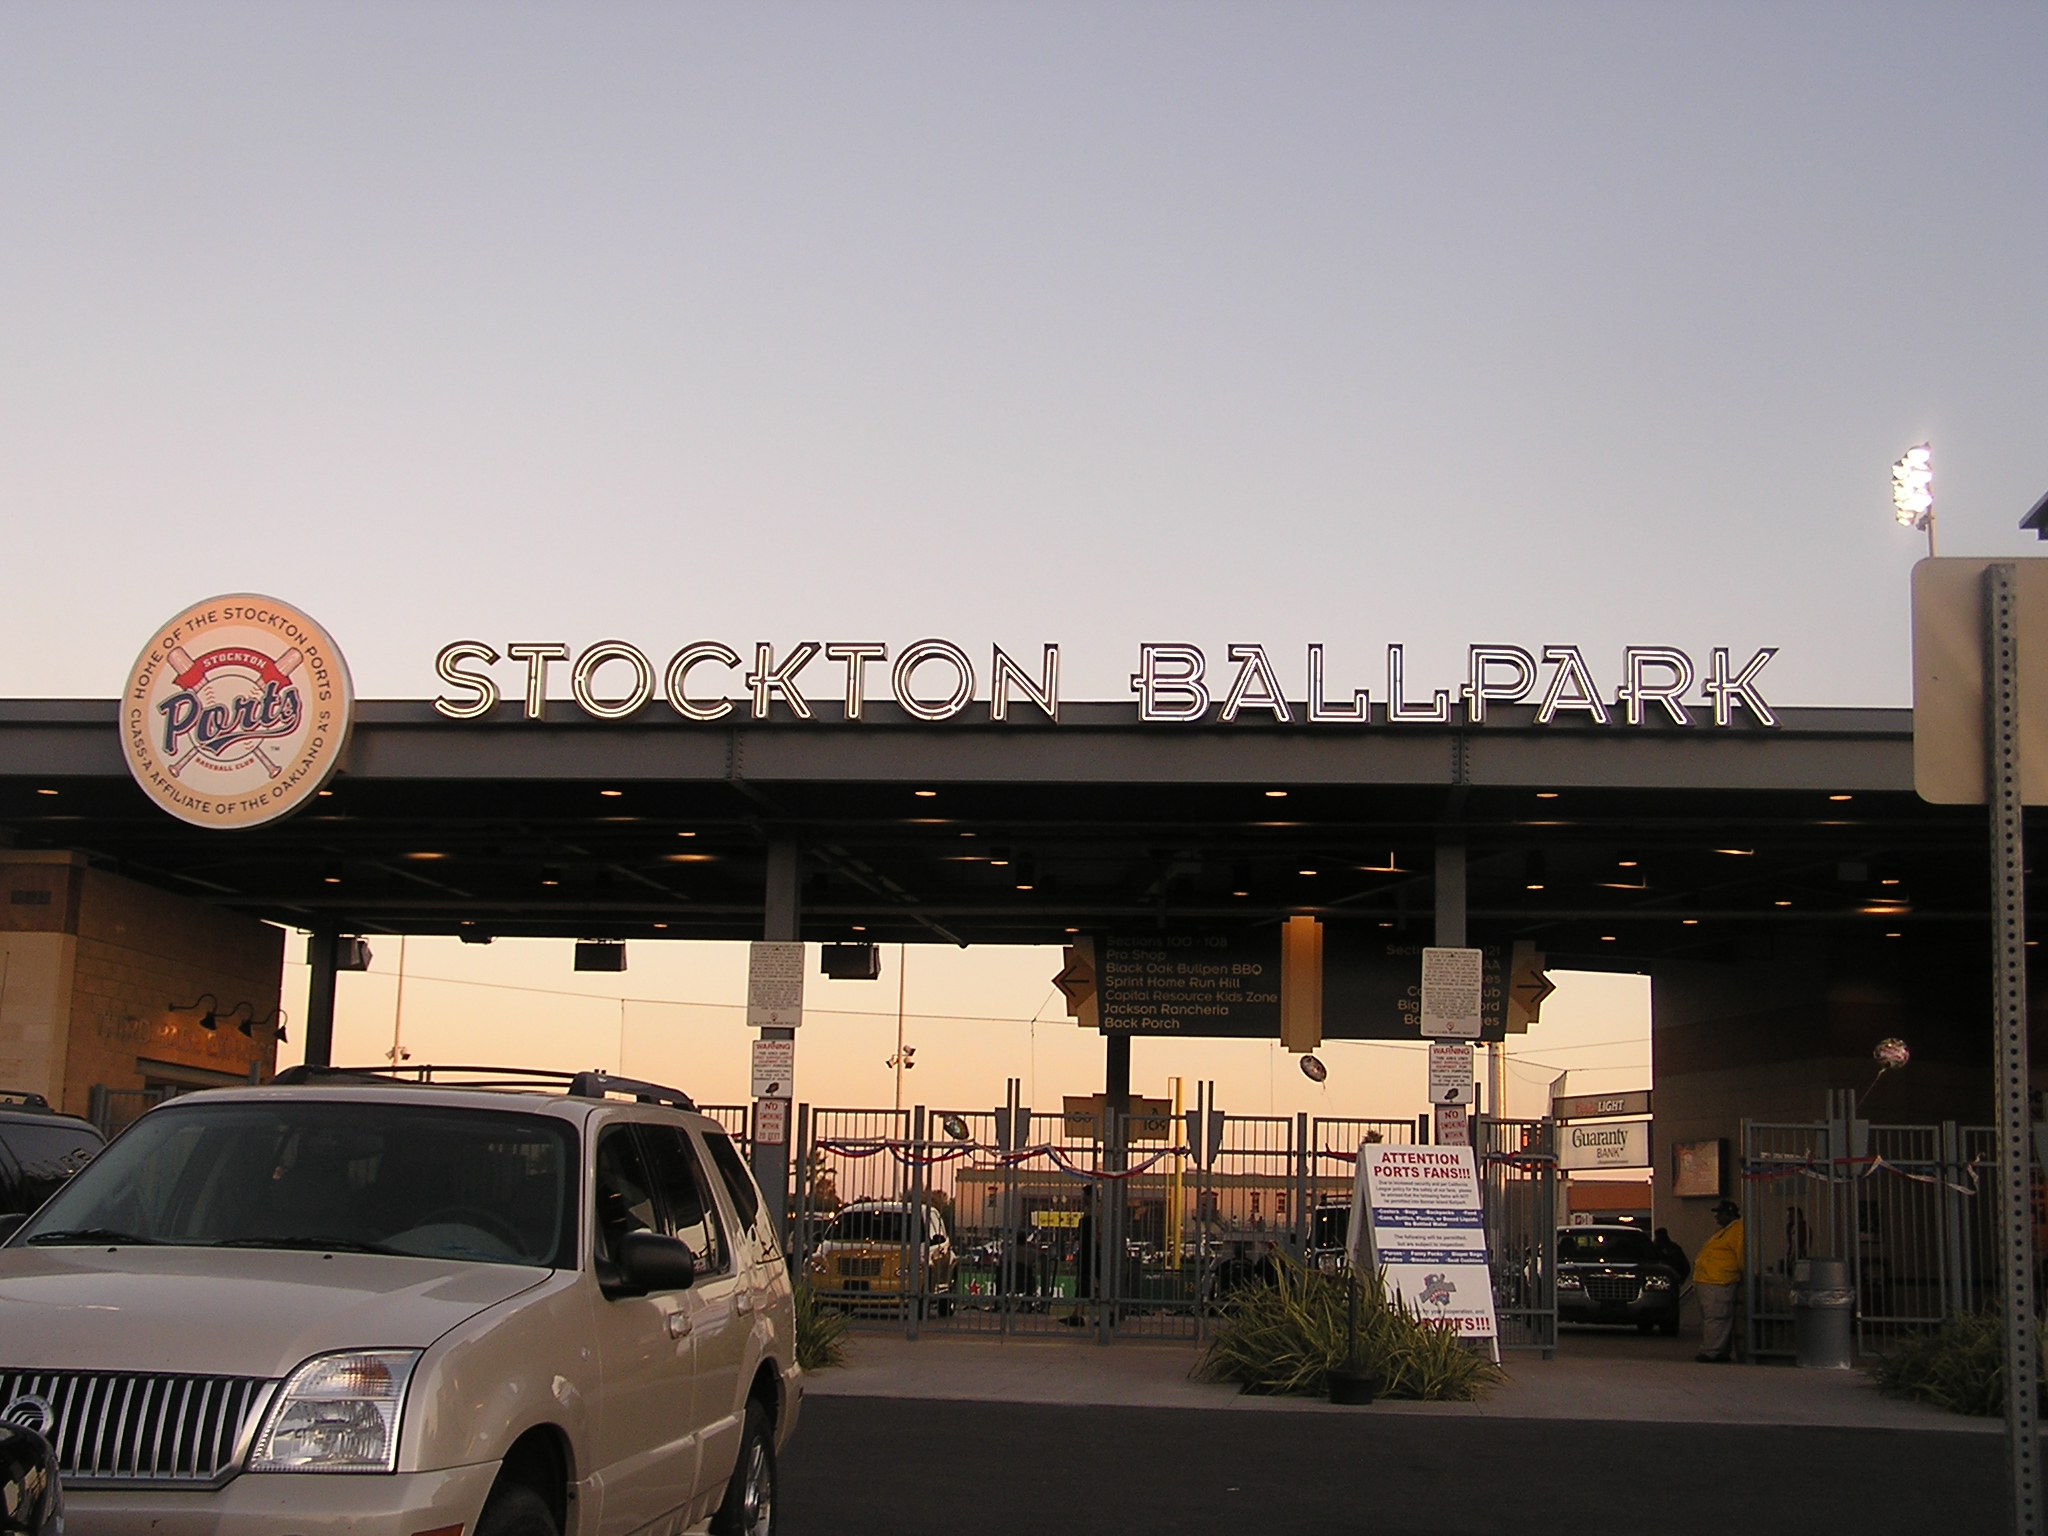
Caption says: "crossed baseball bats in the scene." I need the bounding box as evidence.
[167,645,304,780]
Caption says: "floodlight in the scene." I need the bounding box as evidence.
[1892,443,1935,554]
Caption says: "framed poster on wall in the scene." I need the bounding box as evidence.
[1672,1138,1727,1199]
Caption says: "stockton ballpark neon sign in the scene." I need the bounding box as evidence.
[432,640,1780,728]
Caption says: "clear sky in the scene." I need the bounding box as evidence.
[7,4,2042,1121]
[4,3,2045,707]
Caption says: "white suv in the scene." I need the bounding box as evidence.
[0,1067,800,1536]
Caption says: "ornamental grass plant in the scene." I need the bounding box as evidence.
[1195,1258,1500,1401]
[1872,1312,2048,1417]
[793,1281,850,1372]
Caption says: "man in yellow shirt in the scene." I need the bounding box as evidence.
[1692,1199,1744,1362]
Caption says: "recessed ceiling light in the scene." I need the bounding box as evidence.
[852,925,866,932]
[1601,935,1616,942]
[1379,921,1393,928]
[1298,869,1317,877]
[35,788,57,797]
[322,875,341,885]
[1265,789,1288,798]
[1829,794,1852,802]
[960,831,976,838]
[1525,882,1544,892]
[1880,877,1899,886]
[1536,792,1559,800]
[317,789,333,797]
[915,789,938,798]
[1682,918,1699,926]
[403,852,447,861]
[1715,849,1754,857]
[666,853,716,863]
[1064,927,1078,934]
[1887,932,1903,939]
[1233,890,1250,897]
[1775,900,1792,908]
[652,922,667,930]
[600,789,623,798]
[540,878,558,886]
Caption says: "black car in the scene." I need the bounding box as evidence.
[0,1094,103,1241]
[1557,1223,1683,1335]
[0,1421,62,1535]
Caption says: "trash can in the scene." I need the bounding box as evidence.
[1791,1257,1856,1369]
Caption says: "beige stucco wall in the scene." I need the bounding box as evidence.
[1,852,283,1117]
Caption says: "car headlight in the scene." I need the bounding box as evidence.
[1644,1274,1672,1290]
[249,1351,421,1473]
[1558,1274,1583,1289]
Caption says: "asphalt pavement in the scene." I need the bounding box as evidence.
[780,1396,2006,1535]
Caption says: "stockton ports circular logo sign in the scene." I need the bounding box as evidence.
[121,595,354,829]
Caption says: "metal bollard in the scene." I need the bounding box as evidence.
[1791,1257,1856,1369]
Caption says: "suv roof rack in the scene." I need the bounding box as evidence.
[268,1063,696,1111]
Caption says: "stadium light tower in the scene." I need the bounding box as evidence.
[1893,443,1936,556]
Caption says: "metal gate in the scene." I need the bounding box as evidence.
[793,1097,1547,1351]
[1742,1107,2000,1358]
[1473,1115,1559,1356]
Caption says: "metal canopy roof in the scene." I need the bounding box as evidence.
[0,698,2004,961]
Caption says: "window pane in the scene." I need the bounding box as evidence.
[642,1126,726,1273]
[14,1101,575,1268]
[594,1125,659,1266]
[703,1130,761,1231]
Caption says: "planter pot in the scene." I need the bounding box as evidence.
[1328,1367,1383,1405]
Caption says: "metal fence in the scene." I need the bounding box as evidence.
[791,1095,1553,1351]
[1743,1104,2001,1359]
[86,1084,191,1137]
[1473,1115,1559,1357]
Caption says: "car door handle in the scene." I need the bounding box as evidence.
[668,1311,692,1339]
[734,1293,753,1315]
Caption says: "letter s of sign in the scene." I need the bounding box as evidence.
[433,643,501,721]
[1130,644,1209,723]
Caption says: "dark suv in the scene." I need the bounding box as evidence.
[1557,1223,1682,1334]
[0,1094,103,1239]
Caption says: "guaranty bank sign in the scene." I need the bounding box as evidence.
[432,638,1781,728]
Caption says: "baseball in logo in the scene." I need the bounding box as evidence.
[121,595,355,829]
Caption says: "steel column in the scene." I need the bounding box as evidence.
[303,929,339,1068]
[752,838,800,1242]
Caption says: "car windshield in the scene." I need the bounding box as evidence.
[1558,1229,1650,1263]
[11,1099,577,1268]
[828,1208,912,1244]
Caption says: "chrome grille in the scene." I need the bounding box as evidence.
[0,1370,272,1486]
[1585,1274,1643,1305]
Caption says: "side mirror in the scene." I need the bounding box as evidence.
[615,1230,696,1295]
